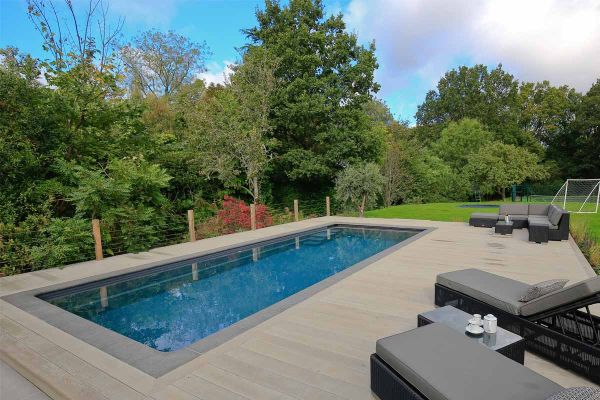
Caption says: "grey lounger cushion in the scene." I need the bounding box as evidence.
[376,323,563,400]
[437,268,529,315]
[520,276,600,316]
[499,204,529,215]
[529,204,550,215]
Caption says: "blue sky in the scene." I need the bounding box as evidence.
[2,0,599,123]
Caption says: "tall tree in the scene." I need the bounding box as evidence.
[187,48,278,203]
[120,30,210,96]
[433,118,492,171]
[244,0,382,195]
[416,64,537,150]
[570,79,600,177]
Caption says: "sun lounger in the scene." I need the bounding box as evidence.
[435,268,600,382]
[371,323,564,400]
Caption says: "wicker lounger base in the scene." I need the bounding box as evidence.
[435,283,600,383]
[370,354,425,400]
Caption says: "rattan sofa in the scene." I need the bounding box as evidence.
[469,204,570,242]
[435,268,600,383]
[371,323,565,400]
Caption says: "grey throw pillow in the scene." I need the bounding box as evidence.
[545,387,600,400]
[519,279,569,302]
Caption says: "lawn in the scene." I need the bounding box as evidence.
[366,201,600,242]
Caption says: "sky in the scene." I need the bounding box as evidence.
[1,0,600,123]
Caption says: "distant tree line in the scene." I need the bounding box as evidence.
[1,0,598,273]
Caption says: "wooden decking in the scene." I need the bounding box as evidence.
[1,217,598,399]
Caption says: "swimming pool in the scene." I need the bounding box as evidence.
[41,225,417,352]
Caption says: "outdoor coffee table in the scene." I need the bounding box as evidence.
[494,220,514,235]
[417,305,525,364]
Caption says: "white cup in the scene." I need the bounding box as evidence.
[472,314,482,325]
[484,314,497,333]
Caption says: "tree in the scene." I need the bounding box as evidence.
[465,142,548,200]
[381,122,419,206]
[433,118,492,170]
[335,163,385,217]
[416,64,536,149]
[120,30,210,96]
[519,81,581,146]
[187,48,278,203]
[570,79,600,177]
[244,0,382,193]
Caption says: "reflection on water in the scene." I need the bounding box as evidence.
[47,227,416,352]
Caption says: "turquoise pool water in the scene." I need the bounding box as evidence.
[45,225,416,352]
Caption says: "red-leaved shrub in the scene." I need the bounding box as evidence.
[217,196,273,233]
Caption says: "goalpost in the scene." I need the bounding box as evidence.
[551,178,600,213]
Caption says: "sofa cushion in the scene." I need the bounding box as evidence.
[519,279,569,302]
[470,212,498,219]
[498,214,528,221]
[437,269,529,315]
[528,216,558,229]
[545,387,600,400]
[529,204,550,215]
[548,206,563,226]
[520,276,600,316]
[499,204,529,215]
[375,323,563,400]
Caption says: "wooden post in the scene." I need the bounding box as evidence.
[250,204,257,230]
[326,196,331,217]
[187,210,196,242]
[294,199,299,222]
[92,219,103,261]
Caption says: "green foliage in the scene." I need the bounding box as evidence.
[335,163,385,215]
[433,119,492,170]
[121,30,211,96]
[465,142,548,198]
[244,0,383,189]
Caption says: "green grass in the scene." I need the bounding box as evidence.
[365,201,600,241]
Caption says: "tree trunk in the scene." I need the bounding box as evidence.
[252,177,259,203]
[359,194,366,217]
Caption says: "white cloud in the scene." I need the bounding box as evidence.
[344,0,600,92]
[196,60,235,86]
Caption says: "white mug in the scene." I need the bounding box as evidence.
[472,314,482,325]
[484,314,497,333]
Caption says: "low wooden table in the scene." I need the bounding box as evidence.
[417,305,525,364]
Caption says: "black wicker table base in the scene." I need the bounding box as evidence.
[371,354,426,400]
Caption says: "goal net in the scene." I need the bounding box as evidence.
[551,179,600,213]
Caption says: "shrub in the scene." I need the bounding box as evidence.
[570,219,600,274]
[217,196,272,233]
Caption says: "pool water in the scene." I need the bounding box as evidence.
[45,226,416,352]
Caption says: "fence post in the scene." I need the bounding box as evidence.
[187,210,196,242]
[326,196,330,217]
[250,204,257,230]
[92,219,103,261]
[294,199,299,222]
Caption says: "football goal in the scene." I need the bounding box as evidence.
[551,178,600,213]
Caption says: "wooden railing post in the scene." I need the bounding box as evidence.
[92,219,103,261]
[326,196,331,217]
[250,204,257,230]
[187,210,196,242]
[294,199,299,222]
